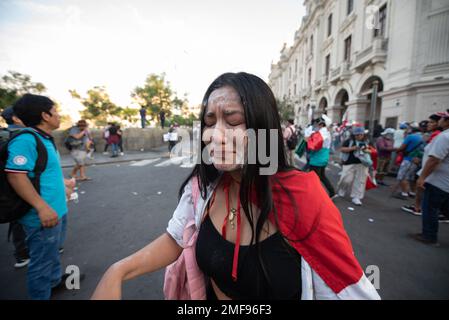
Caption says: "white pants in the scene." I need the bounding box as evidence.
[337,164,369,200]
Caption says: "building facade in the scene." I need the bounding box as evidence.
[269,0,449,129]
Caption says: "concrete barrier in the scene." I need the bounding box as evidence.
[54,127,171,155]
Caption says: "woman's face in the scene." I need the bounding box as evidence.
[202,86,247,172]
[428,119,438,132]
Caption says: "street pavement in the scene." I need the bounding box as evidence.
[0,150,448,300]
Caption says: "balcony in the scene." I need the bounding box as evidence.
[354,37,388,72]
[329,61,351,84]
[302,86,312,98]
[314,75,329,91]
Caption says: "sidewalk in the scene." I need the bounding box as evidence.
[60,145,170,168]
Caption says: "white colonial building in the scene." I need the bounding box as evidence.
[269,0,449,129]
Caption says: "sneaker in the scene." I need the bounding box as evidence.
[120,152,124,156]
[102,152,109,155]
[351,198,363,206]
[408,233,439,247]
[408,192,416,199]
[401,205,422,216]
[377,181,390,187]
[330,194,339,200]
[337,190,346,198]
[14,258,30,269]
[393,193,408,200]
[59,247,64,254]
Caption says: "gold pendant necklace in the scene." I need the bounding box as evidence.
[229,207,237,229]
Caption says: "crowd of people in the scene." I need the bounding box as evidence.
[285,110,449,246]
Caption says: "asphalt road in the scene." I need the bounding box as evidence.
[1,155,448,300]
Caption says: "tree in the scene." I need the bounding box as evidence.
[0,71,46,113]
[120,107,139,124]
[131,73,174,123]
[69,86,122,126]
[276,97,295,123]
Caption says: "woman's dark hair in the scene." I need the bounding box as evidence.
[178,72,314,296]
[12,94,54,127]
[429,114,441,122]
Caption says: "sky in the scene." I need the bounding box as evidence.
[0,0,306,121]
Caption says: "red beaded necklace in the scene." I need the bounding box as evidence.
[207,173,242,282]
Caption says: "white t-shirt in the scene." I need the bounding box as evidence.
[425,129,449,193]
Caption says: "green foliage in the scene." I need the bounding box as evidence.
[0,71,46,113]
[69,86,123,126]
[276,97,295,122]
[120,107,139,123]
[132,73,173,121]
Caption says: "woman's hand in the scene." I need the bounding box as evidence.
[91,264,124,300]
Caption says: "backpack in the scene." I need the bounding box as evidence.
[0,128,11,144]
[64,127,84,151]
[0,130,48,224]
[163,176,206,300]
[286,127,299,150]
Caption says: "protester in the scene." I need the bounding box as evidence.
[392,123,423,199]
[107,123,120,158]
[283,119,297,167]
[139,106,147,129]
[336,126,371,206]
[411,111,449,245]
[168,124,178,153]
[402,114,442,216]
[116,125,124,156]
[306,115,335,198]
[102,122,112,154]
[92,72,379,300]
[5,94,77,299]
[68,120,91,181]
[375,128,395,186]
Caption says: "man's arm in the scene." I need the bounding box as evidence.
[6,173,58,227]
[416,156,441,189]
[70,130,85,140]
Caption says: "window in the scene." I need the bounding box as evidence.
[295,59,298,72]
[347,0,354,15]
[308,68,312,86]
[310,35,314,55]
[325,54,330,76]
[344,36,352,62]
[374,5,387,38]
[294,84,297,95]
[328,14,333,37]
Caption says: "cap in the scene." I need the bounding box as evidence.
[352,126,365,135]
[381,128,395,136]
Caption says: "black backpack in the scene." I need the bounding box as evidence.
[286,127,299,150]
[0,129,48,224]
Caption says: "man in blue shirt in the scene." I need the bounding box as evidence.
[394,123,424,199]
[5,94,72,299]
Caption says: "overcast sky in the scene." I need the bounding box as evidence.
[0,0,305,120]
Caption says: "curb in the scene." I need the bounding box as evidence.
[61,153,168,169]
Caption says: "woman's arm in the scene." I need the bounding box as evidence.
[91,233,182,299]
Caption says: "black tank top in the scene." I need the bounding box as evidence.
[196,214,302,300]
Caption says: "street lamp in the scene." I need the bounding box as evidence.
[368,80,379,143]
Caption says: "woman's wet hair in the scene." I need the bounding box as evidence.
[179,72,316,297]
